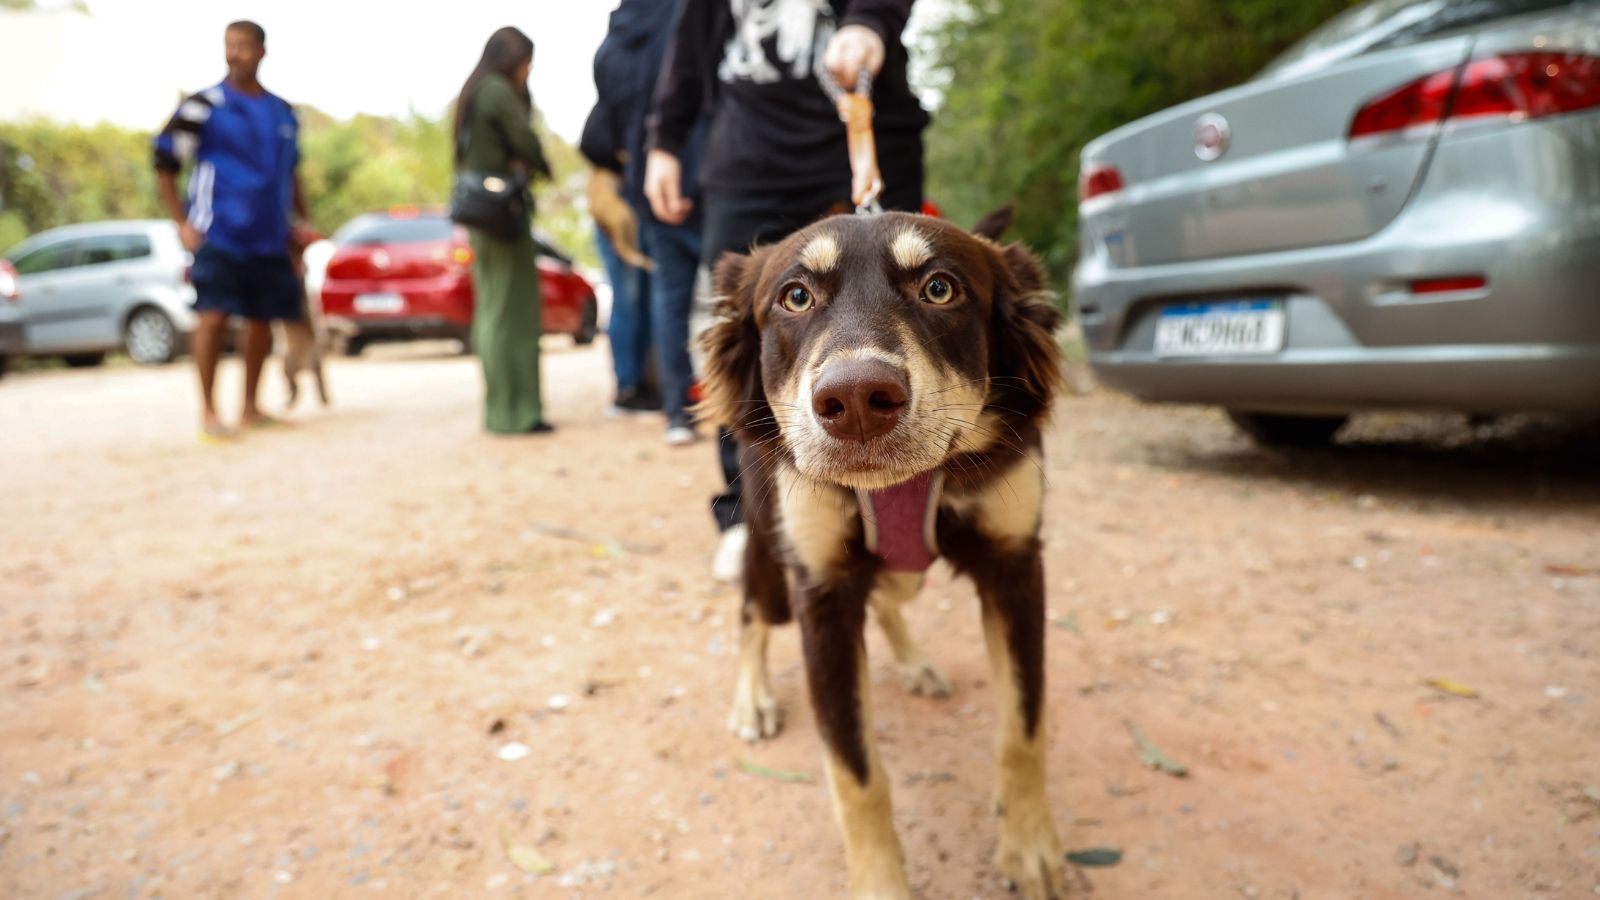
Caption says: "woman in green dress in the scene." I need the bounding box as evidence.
[454,27,553,434]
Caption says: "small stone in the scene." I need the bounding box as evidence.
[360,636,381,651]
[1546,685,1570,700]
[1149,609,1173,626]
[1350,556,1370,571]
[485,873,509,890]
[497,742,531,762]
[272,870,294,884]
[589,609,617,629]
[547,694,572,712]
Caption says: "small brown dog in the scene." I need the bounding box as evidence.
[698,210,1066,898]
[281,282,329,409]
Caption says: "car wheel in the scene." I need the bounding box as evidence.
[573,296,599,345]
[0,355,8,380]
[1227,410,1349,448]
[343,335,368,357]
[124,306,179,365]
[63,352,107,368]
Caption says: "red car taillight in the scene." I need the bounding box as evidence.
[1078,162,1125,202]
[0,261,18,303]
[1351,52,1600,140]
[1411,275,1487,295]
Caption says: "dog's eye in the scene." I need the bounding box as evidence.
[921,275,958,305]
[779,284,814,313]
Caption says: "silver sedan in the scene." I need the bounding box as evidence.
[1073,0,1600,445]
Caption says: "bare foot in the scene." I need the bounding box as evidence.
[199,419,238,445]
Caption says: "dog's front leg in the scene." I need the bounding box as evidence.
[777,467,909,898]
[947,454,1065,898]
[971,547,1065,900]
[798,580,909,899]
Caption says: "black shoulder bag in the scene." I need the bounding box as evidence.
[449,91,530,241]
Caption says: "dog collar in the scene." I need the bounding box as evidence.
[857,471,944,573]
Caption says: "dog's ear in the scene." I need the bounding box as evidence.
[971,204,1015,241]
[990,241,1063,415]
[695,248,768,434]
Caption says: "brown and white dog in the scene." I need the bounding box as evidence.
[698,210,1067,898]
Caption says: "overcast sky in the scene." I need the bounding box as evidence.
[0,0,950,143]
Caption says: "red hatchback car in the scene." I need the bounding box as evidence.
[320,209,599,355]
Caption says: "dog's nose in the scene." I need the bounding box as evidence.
[811,358,909,442]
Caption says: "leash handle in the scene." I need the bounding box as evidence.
[819,68,883,214]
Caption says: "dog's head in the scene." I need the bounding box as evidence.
[699,211,1061,490]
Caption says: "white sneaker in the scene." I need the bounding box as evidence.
[712,524,748,583]
[665,424,697,447]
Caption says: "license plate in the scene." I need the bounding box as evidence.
[354,292,405,314]
[1155,300,1285,357]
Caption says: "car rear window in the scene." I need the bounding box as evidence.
[334,216,455,246]
[1259,0,1593,80]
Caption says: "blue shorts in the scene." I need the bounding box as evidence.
[191,243,302,322]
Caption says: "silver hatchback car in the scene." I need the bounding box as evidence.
[2,220,196,368]
[1073,0,1600,444]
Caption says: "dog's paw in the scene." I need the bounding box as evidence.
[897,661,951,698]
[995,817,1067,899]
[726,693,782,743]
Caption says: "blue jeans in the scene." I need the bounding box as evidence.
[640,218,702,423]
[594,225,651,393]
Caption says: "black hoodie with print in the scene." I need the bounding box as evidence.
[647,0,928,199]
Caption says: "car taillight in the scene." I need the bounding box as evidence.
[452,246,474,266]
[1411,275,1487,294]
[1351,52,1600,140]
[1078,162,1124,203]
[0,262,17,302]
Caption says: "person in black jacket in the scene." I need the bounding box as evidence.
[643,0,928,578]
[581,0,712,440]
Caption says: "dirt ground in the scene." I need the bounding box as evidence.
[2,339,1598,900]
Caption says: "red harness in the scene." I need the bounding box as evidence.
[857,472,944,573]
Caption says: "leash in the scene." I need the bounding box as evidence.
[818,67,883,214]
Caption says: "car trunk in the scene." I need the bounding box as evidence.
[1080,35,1473,268]
[324,241,464,283]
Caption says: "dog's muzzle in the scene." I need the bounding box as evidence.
[810,358,909,443]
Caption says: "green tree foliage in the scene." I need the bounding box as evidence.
[0,107,595,265]
[922,0,1359,280]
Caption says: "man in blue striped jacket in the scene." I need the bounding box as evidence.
[153,20,307,441]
